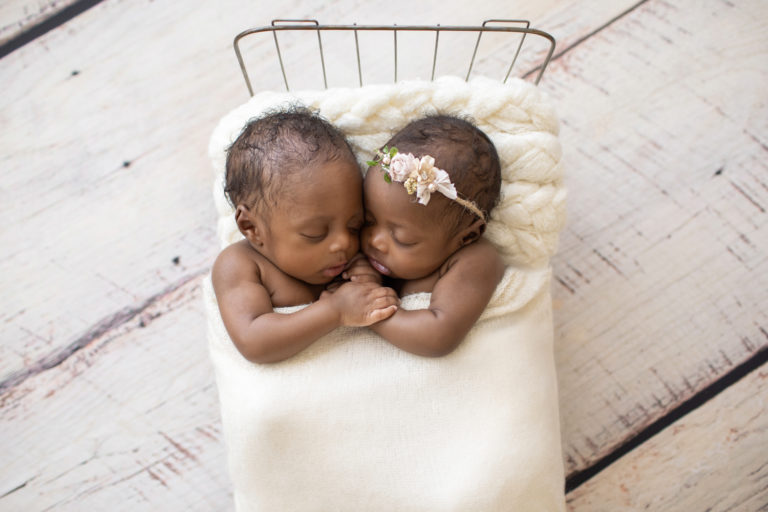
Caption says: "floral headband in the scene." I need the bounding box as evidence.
[367,146,486,221]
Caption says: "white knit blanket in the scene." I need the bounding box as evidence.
[205,76,566,511]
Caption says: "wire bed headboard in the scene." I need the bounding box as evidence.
[234,19,556,96]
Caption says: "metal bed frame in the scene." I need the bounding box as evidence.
[233,19,556,96]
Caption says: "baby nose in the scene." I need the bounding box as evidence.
[366,226,387,253]
[329,230,353,254]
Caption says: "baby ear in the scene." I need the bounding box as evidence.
[235,205,263,247]
[458,218,486,247]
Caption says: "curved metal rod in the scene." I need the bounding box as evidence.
[480,19,530,84]
[431,26,440,81]
[354,24,362,87]
[393,26,398,83]
[233,22,556,95]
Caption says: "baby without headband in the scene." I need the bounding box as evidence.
[367,147,486,221]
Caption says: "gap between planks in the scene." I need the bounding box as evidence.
[0,0,648,396]
[566,361,768,510]
[566,343,768,492]
[0,0,650,394]
[0,269,208,394]
[0,0,104,59]
[523,0,649,80]
[4,0,763,504]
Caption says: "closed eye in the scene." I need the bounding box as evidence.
[348,219,364,234]
[300,233,327,241]
[392,234,417,247]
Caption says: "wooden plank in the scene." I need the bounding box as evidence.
[0,0,225,384]
[543,0,768,475]
[566,362,768,510]
[9,0,765,506]
[0,0,648,508]
[0,276,233,510]
[0,0,639,398]
[0,0,79,46]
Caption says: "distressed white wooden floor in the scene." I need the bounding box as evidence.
[1,0,766,510]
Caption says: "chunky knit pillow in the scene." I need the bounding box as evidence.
[209,75,565,267]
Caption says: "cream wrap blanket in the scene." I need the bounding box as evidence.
[205,76,567,511]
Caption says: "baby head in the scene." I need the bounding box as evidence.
[225,107,364,284]
[362,115,501,280]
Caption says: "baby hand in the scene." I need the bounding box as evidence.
[342,253,382,284]
[321,281,398,326]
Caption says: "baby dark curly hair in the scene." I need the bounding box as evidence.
[225,106,358,212]
[383,114,501,229]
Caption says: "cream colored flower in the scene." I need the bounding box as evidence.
[419,155,435,171]
[416,168,456,205]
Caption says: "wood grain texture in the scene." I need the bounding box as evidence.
[3,0,766,508]
[0,0,78,46]
[0,0,643,508]
[544,0,768,474]
[0,276,232,510]
[0,0,638,404]
[566,363,768,510]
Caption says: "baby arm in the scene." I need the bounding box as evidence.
[212,246,398,364]
[369,242,505,357]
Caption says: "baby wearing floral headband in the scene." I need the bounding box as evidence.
[354,114,505,356]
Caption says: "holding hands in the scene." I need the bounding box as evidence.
[322,254,397,326]
[341,253,383,284]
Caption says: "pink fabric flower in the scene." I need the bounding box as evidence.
[371,147,473,211]
[388,153,419,182]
